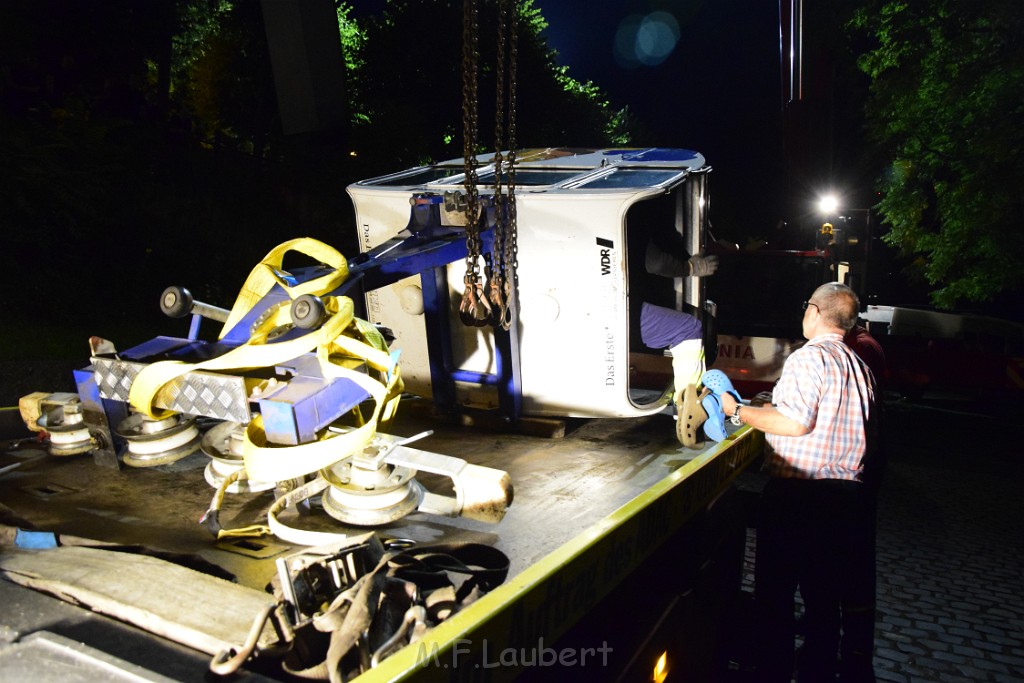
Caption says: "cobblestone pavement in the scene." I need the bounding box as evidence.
[723,397,1024,682]
[870,400,1024,683]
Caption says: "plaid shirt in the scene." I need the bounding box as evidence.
[764,333,877,481]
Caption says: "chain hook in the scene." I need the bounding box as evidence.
[460,274,492,327]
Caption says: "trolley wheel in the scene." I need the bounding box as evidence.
[291,293,327,329]
[160,286,194,318]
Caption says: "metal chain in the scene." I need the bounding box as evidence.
[460,0,490,326]
[487,0,508,327]
[501,0,519,331]
[459,0,518,329]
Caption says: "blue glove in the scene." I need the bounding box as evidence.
[15,529,58,549]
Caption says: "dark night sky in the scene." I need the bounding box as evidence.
[532,0,788,235]
[348,0,789,232]
[349,0,784,145]
[534,0,781,144]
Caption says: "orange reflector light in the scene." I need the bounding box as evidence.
[653,651,669,682]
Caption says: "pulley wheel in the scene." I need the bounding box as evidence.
[37,407,93,456]
[46,423,95,456]
[200,421,275,493]
[322,480,424,526]
[116,413,201,467]
[321,469,425,526]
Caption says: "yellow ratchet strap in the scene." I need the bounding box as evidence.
[127,295,355,420]
[127,237,403,483]
[218,237,349,340]
[241,321,403,483]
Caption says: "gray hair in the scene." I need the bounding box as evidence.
[812,282,860,331]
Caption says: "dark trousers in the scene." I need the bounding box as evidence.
[754,477,877,683]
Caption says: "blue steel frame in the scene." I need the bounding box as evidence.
[107,192,522,464]
[178,193,522,422]
[344,193,522,420]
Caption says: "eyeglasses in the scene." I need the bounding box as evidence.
[802,301,819,312]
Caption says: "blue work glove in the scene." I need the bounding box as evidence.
[15,529,58,549]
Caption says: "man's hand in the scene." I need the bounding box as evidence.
[688,253,719,277]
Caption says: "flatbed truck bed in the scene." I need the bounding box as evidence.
[0,401,761,681]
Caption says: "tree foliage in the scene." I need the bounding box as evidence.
[0,0,303,332]
[339,0,631,171]
[0,0,629,341]
[850,0,1024,310]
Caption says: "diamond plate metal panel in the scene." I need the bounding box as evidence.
[92,358,251,422]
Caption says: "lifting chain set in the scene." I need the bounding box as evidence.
[460,0,520,330]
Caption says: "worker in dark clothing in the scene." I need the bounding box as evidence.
[845,324,887,391]
[837,319,888,682]
[627,201,718,446]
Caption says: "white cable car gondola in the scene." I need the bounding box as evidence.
[348,147,713,418]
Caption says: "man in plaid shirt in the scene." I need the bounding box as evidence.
[721,282,880,683]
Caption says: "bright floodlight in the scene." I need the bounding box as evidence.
[818,194,839,214]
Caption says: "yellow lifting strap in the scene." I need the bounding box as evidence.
[127,237,403,483]
[242,326,401,483]
[219,237,350,339]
